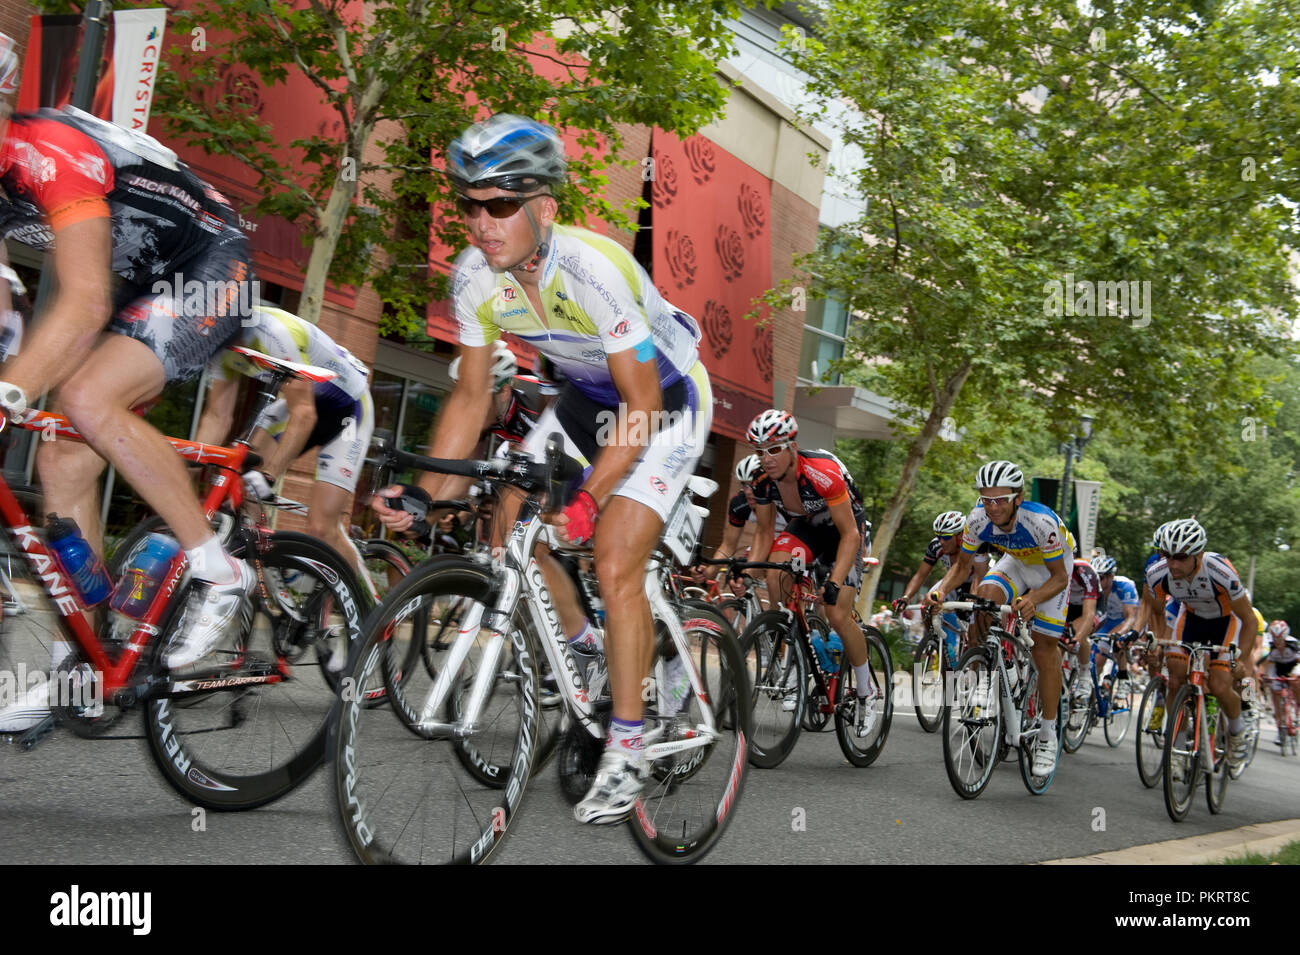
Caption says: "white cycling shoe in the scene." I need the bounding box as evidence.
[1031,735,1058,777]
[163,561,257,670]
[0,681,52,732]
[574,748,647,825]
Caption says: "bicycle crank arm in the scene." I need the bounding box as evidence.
[642,729,717,761]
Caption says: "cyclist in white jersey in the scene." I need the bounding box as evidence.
[194,304,374,574]
[1141,518,1258,769]
[372,114,712,824]
[923,460,1071,777]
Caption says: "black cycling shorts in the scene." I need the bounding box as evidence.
[107,222,256,384]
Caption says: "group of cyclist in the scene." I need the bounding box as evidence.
[881,468,1299,775]
[0,20,1292,835]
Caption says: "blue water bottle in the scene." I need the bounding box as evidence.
[827,631,843,675]
[109,533,182,618]
[811,635,834,673]
[46,514,111,607]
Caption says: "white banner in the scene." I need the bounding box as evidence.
[1075,479,1102,557]
[111,9,167,132]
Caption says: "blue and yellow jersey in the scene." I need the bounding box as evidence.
[961,500,1068,567]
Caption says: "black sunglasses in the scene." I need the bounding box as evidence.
[456,193,547,219]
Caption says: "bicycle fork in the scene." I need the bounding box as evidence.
[641,571,719,760]
[415,567,520,738]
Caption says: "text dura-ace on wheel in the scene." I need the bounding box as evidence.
[333,557,541,865]
[144,532,366,810]
[740,610,804,768]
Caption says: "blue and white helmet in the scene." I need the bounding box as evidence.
[447,114,567,192]
[974,459,1024,491]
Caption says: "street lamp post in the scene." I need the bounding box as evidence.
[1058,414,1094,522]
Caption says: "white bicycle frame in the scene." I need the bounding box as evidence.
[409,477,725,764]
[940,600,1043,749]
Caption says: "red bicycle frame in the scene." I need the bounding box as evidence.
[0,409,253,699]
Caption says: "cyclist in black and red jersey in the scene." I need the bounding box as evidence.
[0,34,256,683]
[1064,547,1101,713]
[745,409,878,736]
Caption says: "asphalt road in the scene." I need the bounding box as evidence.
[2,673,1296,866]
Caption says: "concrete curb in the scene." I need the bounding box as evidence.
[1038,818,1300,865]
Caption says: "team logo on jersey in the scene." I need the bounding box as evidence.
[611,319,631,338]
[807,466,833,492]
[1047,532,1058,546]
[650,476,668,494]
[500,287,516,302]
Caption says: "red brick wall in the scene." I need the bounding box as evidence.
[770,180,819,412]
[0,7,31,56]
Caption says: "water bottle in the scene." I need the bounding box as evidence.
[811,634,835,673]
[827,631,843,674]
[46,515,111,607]
[109,533,182,619]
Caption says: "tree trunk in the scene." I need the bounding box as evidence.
[855,358,973,618]
[297,77,386,324]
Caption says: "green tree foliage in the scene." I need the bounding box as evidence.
[776,0,1300,607]
[39,0,745,330]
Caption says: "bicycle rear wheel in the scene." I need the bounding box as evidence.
[1018,668,1062,795]
[1205,710,1230,814]
[740,610,804,768]
[942,646,1001,799]
[143,532,366,810]
[1061,670,1094,753]
[1135,677,1166,788]
[333,558,540,864]
[913,634,943,733]
[1162,685,1200,822]
[834,625,893,766]
[802,613,832,732]
[1103,679,1133,747]
[629,603,749,864]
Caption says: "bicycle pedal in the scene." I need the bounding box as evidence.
[16,714,56,750]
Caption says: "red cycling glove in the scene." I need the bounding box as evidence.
[562,489,599,545]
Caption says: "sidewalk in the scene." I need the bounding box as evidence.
[1039,818,1300,865]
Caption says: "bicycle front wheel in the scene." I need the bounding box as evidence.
[740,610,804,768]
[630,603,749,864]
[913,634,943,733]
[1135,677,1166,788]
[1162,684,1200,822]
[143,532,367,810]
[834,625,893,767]
[942,645,1001,799]
[333,558,540,864]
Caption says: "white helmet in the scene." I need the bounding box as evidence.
[0,33,19,96]
[449,339,517,389]
[1266,619,1290,640]
[933,510,965,535]
[735,454,762,484]
[1090,555,1116,575]
[974,460,1024,491]
[1155,518,1207,556]
[746,409,798,445]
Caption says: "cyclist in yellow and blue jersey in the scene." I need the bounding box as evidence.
[372,114,712,825]
[195,304,373,579]
[924,460,1071,777]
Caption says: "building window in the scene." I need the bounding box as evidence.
[798,294,850,385]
